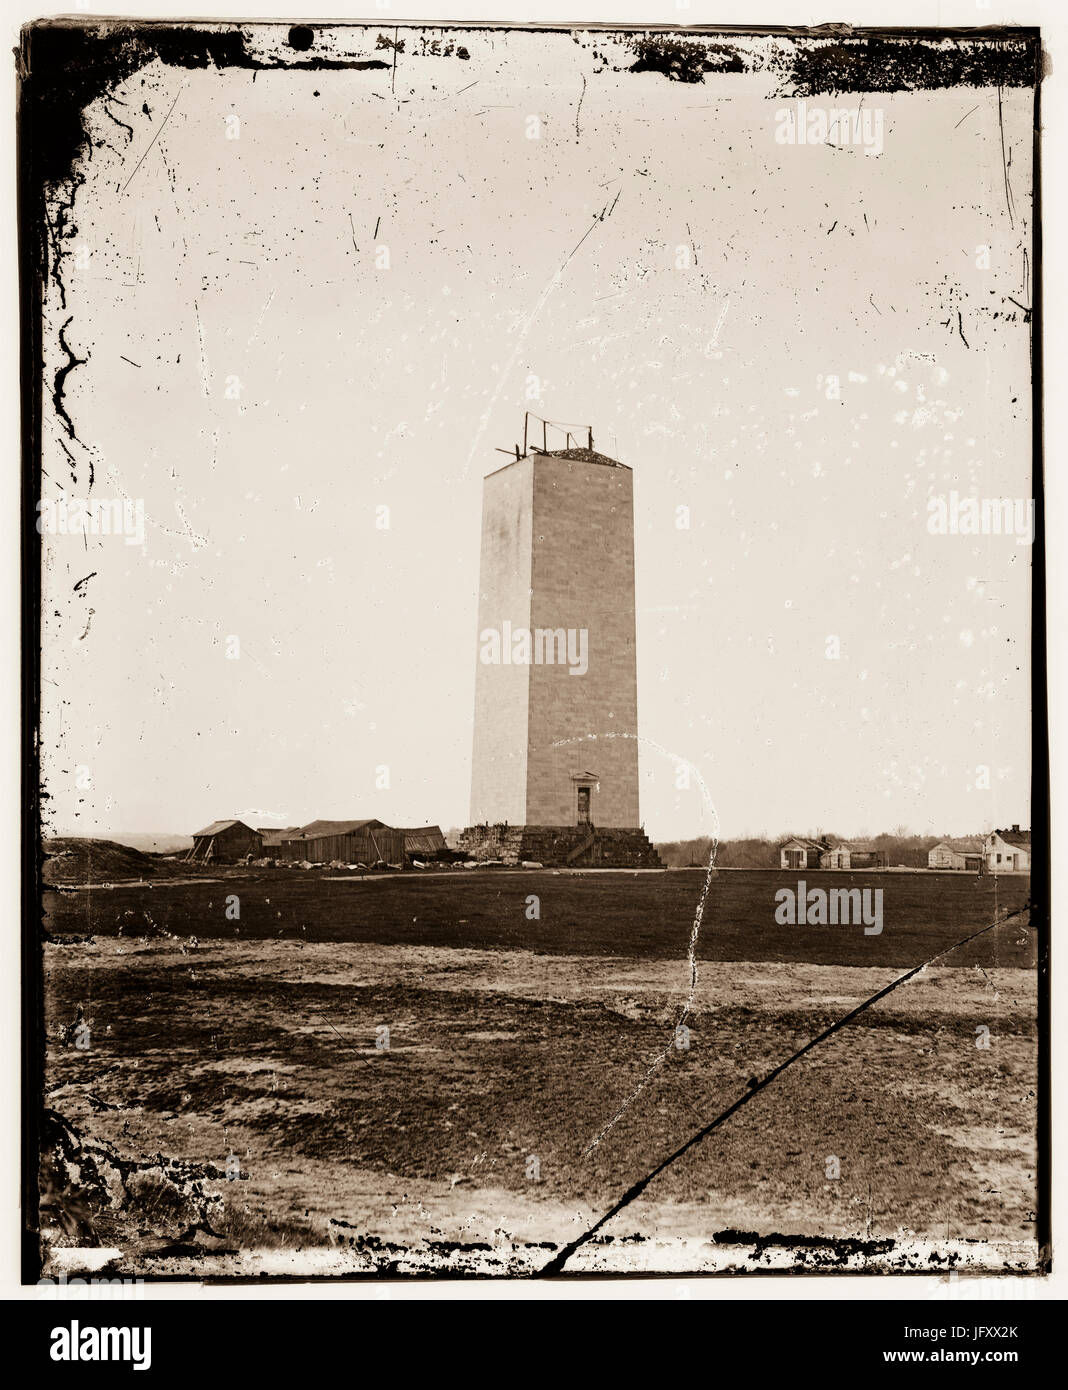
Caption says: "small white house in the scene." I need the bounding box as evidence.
[984,827,1031,874]
[927,838,984,871]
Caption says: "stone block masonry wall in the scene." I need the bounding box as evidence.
[469,458,534,825]
[525,456,640,827]
[459,824,662,868]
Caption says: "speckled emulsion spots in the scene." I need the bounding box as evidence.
[24,22,1041,1284]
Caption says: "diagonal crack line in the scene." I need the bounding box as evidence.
[536,904,1031,1278]
[584,846,717,1157]
[547,730,720,1158]
[996,81,1015,230]
[121,85,183,194]
[460,211,603,479]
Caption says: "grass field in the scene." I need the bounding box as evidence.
[39,868,1039,1277]
[44,866,1034,967]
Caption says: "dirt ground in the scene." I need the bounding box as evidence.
[39,882,1039,1277]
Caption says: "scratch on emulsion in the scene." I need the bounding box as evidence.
[540,906,1032,1277]
[120,84,184,195]
[995,84,1016,230]
[461,211,606,479]
[549,730,721,1156]
[707,297,730,352]
[194,299,211,397]
[248,290,277,346]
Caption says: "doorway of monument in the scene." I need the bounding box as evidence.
[576,785,592,825]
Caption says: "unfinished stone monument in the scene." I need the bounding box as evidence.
[461,416,661,868]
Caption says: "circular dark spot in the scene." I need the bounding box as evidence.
[288,26,314,51]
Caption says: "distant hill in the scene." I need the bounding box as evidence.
[78,831,193,855]
[42,838,192,886]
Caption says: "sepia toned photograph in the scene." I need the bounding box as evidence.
[22,15,1045,1285]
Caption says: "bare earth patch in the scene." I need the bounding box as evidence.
[40,915,1038,1277]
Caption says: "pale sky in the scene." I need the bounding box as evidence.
[40,26,1034,841]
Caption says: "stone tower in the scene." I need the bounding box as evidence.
[462,425,661,868]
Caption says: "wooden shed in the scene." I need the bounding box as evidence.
[927,838,984,871]
[779,836,829,870]
[820,840,888,870]
[279,819,406,865]
[257,827,301,853]
[188,819,262,862]
[397,825,447,858]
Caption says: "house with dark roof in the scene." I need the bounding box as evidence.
[984,826,1031,874]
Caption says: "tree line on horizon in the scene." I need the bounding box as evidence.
[653,832,978,870]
